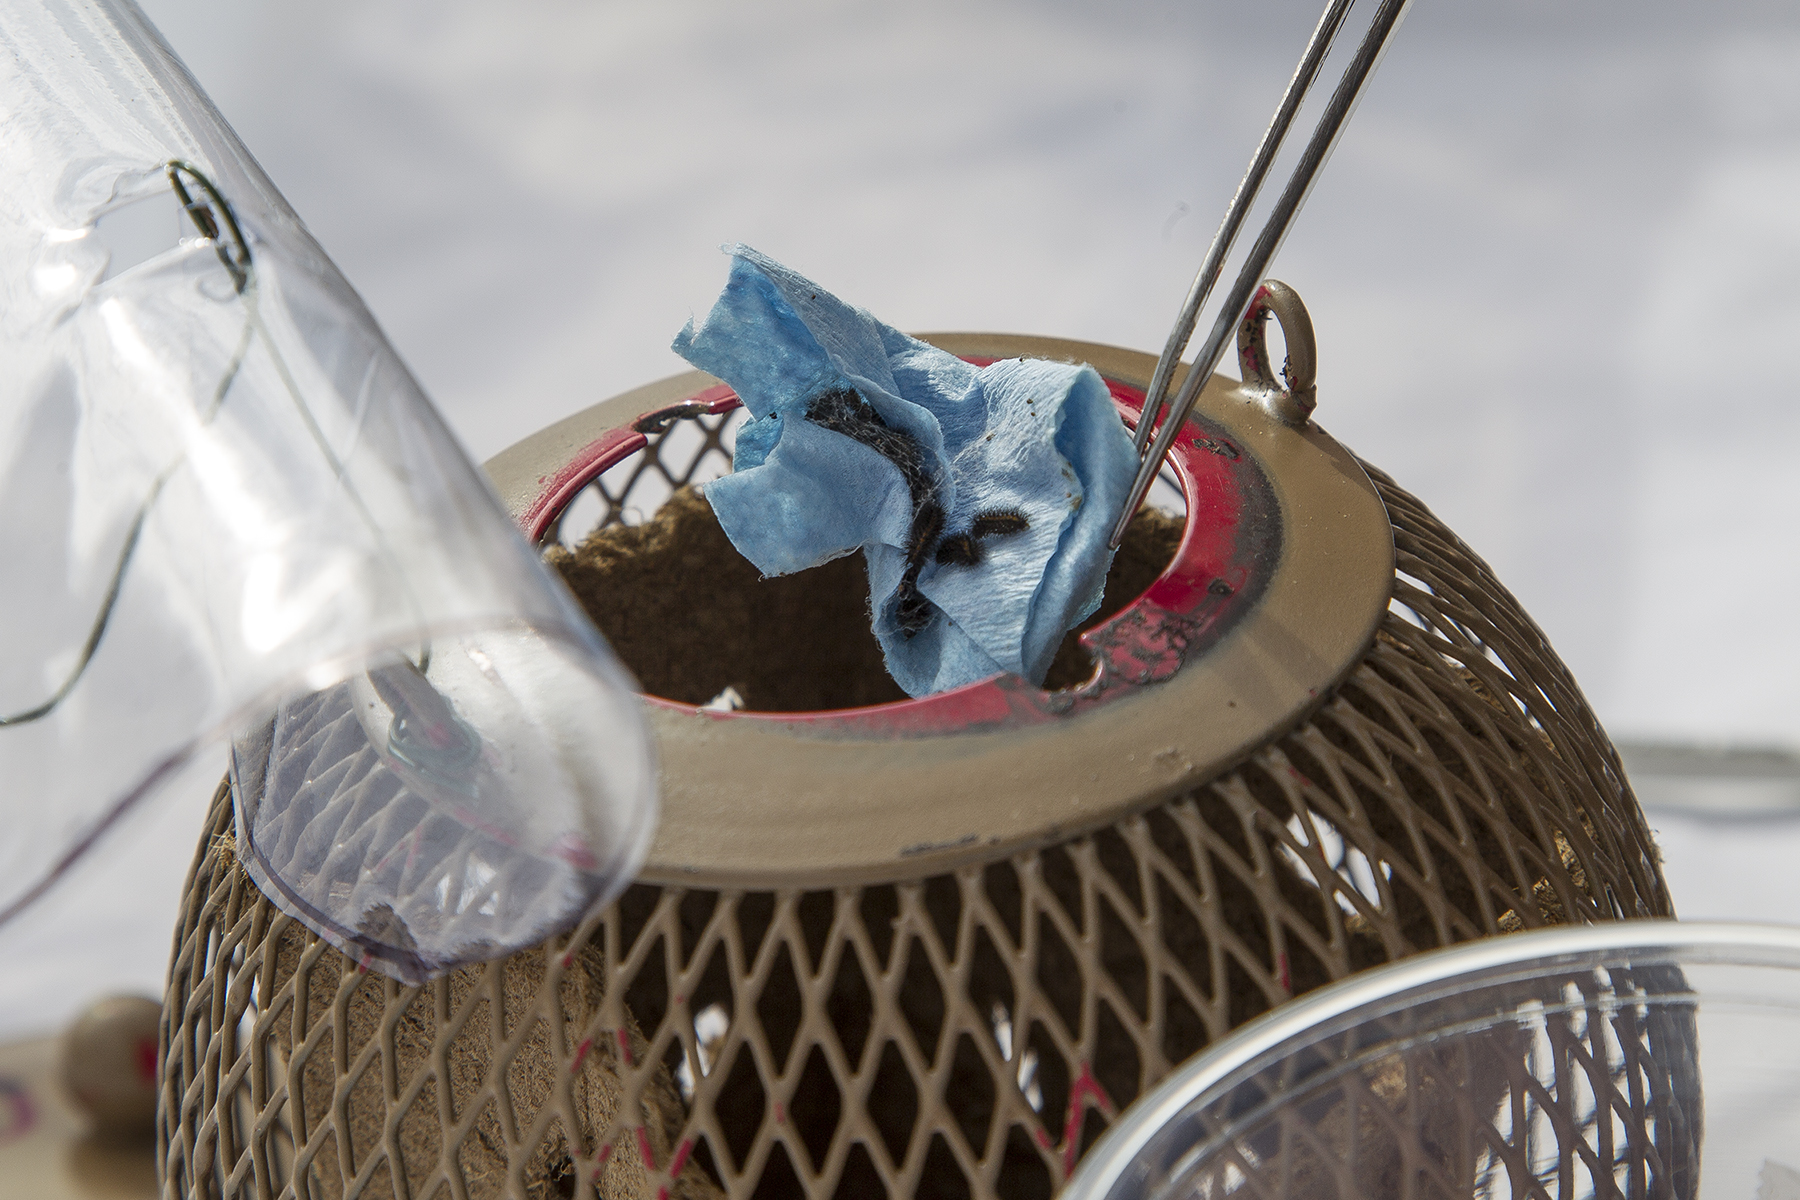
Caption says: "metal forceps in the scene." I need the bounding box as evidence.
[1110,0,1413,548]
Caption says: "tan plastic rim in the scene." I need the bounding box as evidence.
[485,334,1393,888]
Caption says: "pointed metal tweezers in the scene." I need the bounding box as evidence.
[1110,0,1413,548]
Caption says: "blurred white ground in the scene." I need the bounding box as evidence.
[2,0,1798,1037]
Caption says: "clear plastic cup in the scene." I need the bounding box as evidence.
[1,0,657,979]
[1065,921,1800,1200]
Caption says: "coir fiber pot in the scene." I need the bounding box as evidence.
[158,290,1673,1199]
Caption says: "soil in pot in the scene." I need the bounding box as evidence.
[548,486,1182,711]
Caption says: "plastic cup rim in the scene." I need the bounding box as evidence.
[1062,918,1800,1200]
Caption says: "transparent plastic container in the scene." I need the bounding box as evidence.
[0,0,657,980]
[1065,921,1800,1200]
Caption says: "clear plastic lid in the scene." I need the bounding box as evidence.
[1065,921,1800,1200]
[0,0,656,980]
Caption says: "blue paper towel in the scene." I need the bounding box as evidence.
[675,246,1138,698]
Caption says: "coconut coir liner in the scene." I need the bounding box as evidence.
[547,486,1183,710]
[265,923,718,1200]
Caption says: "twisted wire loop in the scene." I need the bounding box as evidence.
[160,420,1674,1200]
[167,160,252,293]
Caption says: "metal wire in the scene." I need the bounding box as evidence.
[0,163,253,731]
[1129,0,1354,463]
[1,162,437,932]
[1111,0,1414,548]
[168,159,252,294]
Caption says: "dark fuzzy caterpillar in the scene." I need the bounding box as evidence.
[934,508,1032,570]
[970,508,1030,540]
[893,503,945,636]
[805,387,935,499]
[905,500,946,566]
[805,387,944,638]
[934,533,980,568]
[803,389,1035,636]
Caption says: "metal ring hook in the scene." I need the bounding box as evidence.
[166,160,252,293]
[1235,280,1317,427]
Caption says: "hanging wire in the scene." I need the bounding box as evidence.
[1110,0,1413,548]
[168,160,251,294]
[0,162,255,728]
[0,155,453,739]
[0,159,459,929]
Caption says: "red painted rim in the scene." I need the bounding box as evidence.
[530,368,1281,735]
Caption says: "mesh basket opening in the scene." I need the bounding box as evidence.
[547,485,1182,713]
[539,407,1185,713]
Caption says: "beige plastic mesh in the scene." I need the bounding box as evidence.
[158,408,1672,1200]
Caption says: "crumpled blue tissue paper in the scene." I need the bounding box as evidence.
[674,245,1138,698]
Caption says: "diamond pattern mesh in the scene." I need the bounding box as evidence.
[158,409,1672,1199]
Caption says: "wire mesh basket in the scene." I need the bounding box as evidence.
[159,326,1672,1200]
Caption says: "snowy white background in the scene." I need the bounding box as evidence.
[2,0,1797,1037]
